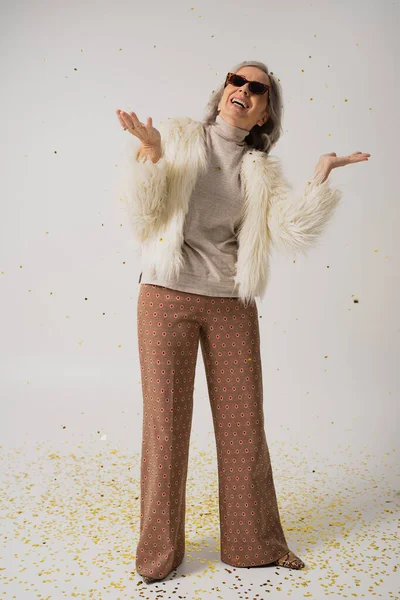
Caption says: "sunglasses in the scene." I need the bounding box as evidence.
[224,72,270,96]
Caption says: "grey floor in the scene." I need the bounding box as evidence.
[1,384,399,600]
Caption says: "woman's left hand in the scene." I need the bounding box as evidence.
[314,151,371,183]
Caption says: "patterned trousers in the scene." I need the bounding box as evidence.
[135,283,290,580]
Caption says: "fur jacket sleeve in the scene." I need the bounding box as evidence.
[117,124,171,244]
[265,158,343,256]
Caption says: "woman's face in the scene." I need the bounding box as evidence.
[217,66,271,131]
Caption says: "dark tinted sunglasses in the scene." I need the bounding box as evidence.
[224,72,270,96]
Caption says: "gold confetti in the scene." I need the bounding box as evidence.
[0,434,390,594]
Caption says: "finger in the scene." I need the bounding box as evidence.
[117,112,128,127]
[120,110,141,130]
[119,111,134,130]
[128,111,146,129]
[117,114,129,130]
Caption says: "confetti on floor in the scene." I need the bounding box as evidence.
[0,432,398,599]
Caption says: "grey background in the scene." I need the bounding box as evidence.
[0,0,398,598]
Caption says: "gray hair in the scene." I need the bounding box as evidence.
[202,60,284,155]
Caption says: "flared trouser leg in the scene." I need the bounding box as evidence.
[198,294,290,567]
[135,284,291,578]
[135,284,200,580]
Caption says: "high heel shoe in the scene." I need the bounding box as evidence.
[142,575,157,584]
[271,550,305,569]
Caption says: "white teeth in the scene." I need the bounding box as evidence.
[231,98,248,109]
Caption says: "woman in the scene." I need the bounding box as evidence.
[116,60,370,584]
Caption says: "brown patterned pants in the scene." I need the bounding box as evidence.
[135,283,290,580]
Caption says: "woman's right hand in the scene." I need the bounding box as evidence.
[116,109,161,150]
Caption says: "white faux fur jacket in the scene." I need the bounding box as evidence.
[118,116,343,305]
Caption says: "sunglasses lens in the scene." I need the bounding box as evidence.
[229,75,245,87]
[228,74,267,95]
[251,82,267,94]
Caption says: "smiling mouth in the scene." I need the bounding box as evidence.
[230,99,250,111]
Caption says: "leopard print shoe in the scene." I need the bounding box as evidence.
[142,575,157,584]
[271,550,305,570]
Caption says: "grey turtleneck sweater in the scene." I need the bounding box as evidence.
[139,114,249,297]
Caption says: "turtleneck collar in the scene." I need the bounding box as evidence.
[211,114,249,145]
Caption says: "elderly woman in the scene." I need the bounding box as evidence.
[116,60,370,584]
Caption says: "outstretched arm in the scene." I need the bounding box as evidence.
[118,136,169,244]
[267,151,370,255]
[116,110,170,244]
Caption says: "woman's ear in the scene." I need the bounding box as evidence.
[257,112,268,127]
